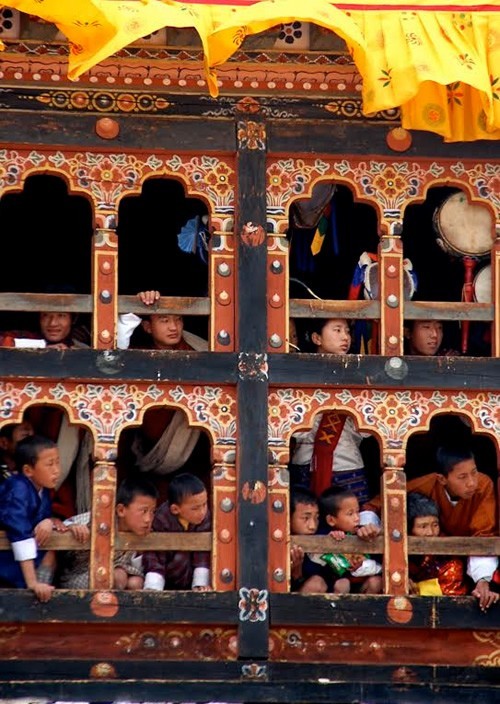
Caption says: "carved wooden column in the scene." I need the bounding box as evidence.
[210,233,235,352]
[379,234,404,356]
[267,236,288,353]
[212,456,237,591]
[235,115,269,661]
[268,459,289,594]
[89,447,117,591]
[381,466,408,596]
[492,227,500,358]
[92,212,118,350]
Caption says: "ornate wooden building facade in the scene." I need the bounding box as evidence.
[0,5,499,703]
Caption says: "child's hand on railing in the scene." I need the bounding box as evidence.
[68,523,90,543]
[34,518,54,547]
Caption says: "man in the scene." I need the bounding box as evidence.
[117,290,207,352]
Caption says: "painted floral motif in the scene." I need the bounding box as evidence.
[0,382,41,419]
[266,158,330,214]
[0,149,235,227]
[449,162,500,214]
[49,383,163,441]
[238,587,268,622]
[268,389,331,445]
[169,385,236,445]
[237,120,266,150]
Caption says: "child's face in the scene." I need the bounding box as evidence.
[291,501,319,535]
[172,490,208,526]
[312,319,351,354]
[411,514,440,537]
[116,495,157,536]
[39,312,73,344]
[24,447,61,491]
[439,458,479,500]
[142,315,184,349]
[326,496,360,533]
[405,320,443,356]
[11,421,34,449]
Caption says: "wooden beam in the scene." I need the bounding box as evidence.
[119,295,210,316]
[0,531,212,551]
[405,301,493,322]
[235,116,270,659]
[0,292,92,313]
[0,349,237,383]
[290,298,379,319]
[292,535,500,556]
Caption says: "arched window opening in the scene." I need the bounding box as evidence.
[287,183,379,353]
[117,178,210,347]
[402,186,494,357]
[289,409,382,594]
[0,174,92,346]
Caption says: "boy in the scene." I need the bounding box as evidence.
[0,420,34,481]
[311,486,382,594]
[60,476,158,590]
[290,487,327,594]
[407,492,467,596]
[404,320,445,356]
[117,290,208,351]
[0,435,83,602]
[143,473,211,591]
[290,318,371,501]
[363,446,499,610]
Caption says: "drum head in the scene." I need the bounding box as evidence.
[363,262,416,301]
[473,264,491,303]
[434,192,494,258]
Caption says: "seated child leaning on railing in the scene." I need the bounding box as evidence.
[60,476,158,590]
[0,435,87,602]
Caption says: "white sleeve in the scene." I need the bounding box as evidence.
[143,571,165,591]
[12,537,37,561]
[192,567,210,588]
[117,313,142,349]
[467,556,498,583]
[351,558,382,577]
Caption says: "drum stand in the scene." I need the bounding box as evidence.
[461,256,477,354]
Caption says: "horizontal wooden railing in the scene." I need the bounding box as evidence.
[2,532,496,556]
[0,531,212,551]
[0,293,491,322]
[0,293,210,317]
[292,534,500,556]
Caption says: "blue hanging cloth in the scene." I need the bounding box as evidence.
[177,215,210,264]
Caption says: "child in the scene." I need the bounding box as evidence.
[407,492,467,596]
[310,486,382,594]
[364,446,499,611]
[290,487,328,593]
[0,435,83,602]
[60,476,158,590]
[0,420,34,482]
[143,472,211,591]
[290,318,371,501]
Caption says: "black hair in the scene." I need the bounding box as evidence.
[290,487,318,515]
[308,317,351,337]
[319,485,357,518]
[168,473,206,506]
[116,476,159,507]
[15,435,57,471]
[436,445,474,477]
[407,492,439,533]
[0,424,16,441]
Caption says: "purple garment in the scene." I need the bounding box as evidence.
[143,501,211,589]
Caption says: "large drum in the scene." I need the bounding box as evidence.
[433,192,494,259]
[363,259,417,301]
[473,264,492,303]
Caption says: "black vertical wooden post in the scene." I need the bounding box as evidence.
[235,116,270,662]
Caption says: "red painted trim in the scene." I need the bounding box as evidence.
[183,0,499,9]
